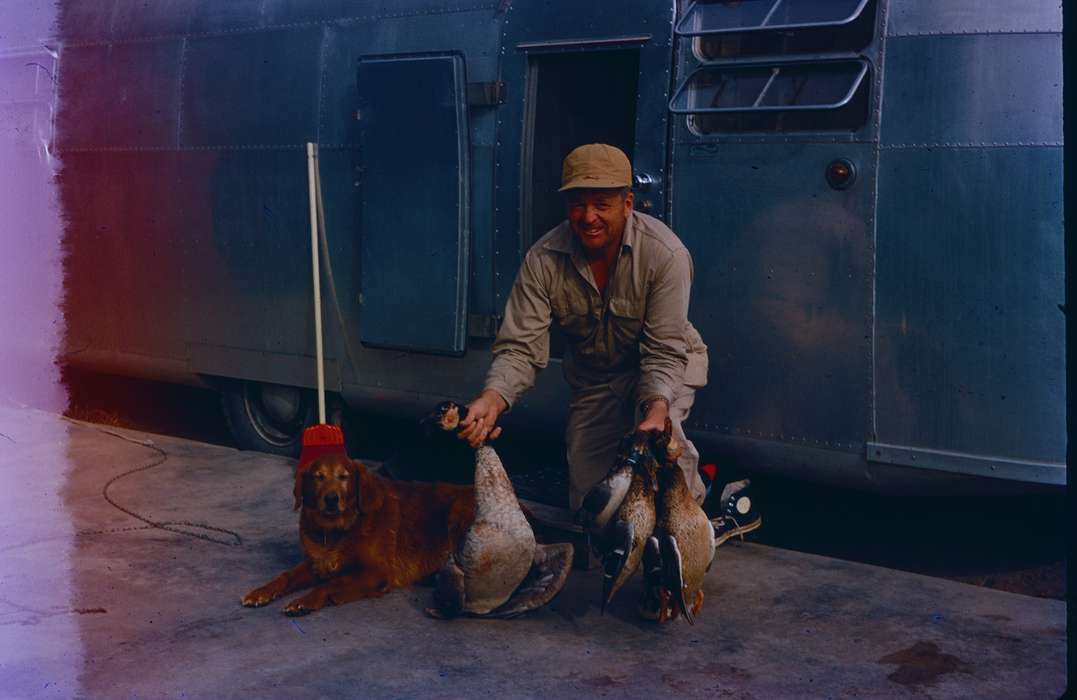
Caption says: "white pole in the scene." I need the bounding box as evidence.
[306,142,326,424]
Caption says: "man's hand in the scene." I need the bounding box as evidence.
[458,389,507,448]
[636,397,670,434]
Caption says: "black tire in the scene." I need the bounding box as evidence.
[220,380,315,457]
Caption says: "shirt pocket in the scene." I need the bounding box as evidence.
[608,296,644,348]
[551,297,592,339]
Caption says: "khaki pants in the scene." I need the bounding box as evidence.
[565,372,706,511]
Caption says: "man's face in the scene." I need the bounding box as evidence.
[566,188,634,254]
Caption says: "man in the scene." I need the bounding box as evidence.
[459,143,709,510]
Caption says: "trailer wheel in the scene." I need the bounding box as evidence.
[221,381,314,456]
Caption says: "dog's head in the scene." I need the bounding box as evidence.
[294,455,366,519]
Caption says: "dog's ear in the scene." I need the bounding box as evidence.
[350,459,366,504]
[294,462,314,511]
[351,459,386,515]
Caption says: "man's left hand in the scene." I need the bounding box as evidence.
[637,398,670,433]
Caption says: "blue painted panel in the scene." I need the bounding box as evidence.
[887,0,1061,37]
[880,34,1062,147]
[875,147,1064,463]
[111,0,197,39]
[308,11,503,323]
[175,149,323,357]
[356,54,469,355]
[56,41,182,149]
[188,0,263,35]
[319,12,500,147]
[181,26,322,147]
[672,142,875,448]
[262,0,498,27]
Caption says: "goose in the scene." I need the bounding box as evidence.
[424,402,573,618]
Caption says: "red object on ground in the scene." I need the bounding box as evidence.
[699,462,718,485]
[297,423,347,473]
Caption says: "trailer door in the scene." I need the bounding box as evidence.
[355,53,470,355]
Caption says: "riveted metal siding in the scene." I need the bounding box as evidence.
[181,27,322,147]
[874,146,1064,463]
[886,0,1061,37]
[56,41,183,150]
[674,142,875,449]
[879,34,1062,148]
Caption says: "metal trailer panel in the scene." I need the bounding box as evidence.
[872,26,1065,483]
[312,9,502,389]
[873,146,1065,466]
[879,34,1062,148]
[54,0,116,41]
[182,149,326,358]
[886,0,1062,37]
[317,12,502,325]
[355,53,470,355]
[55,41,183,150]
[59,151,190,361]
[181,27,322,148]
[672,142,875,451]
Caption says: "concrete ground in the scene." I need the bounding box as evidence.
[0,403,1066,699]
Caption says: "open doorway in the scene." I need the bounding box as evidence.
[524,49,640,247]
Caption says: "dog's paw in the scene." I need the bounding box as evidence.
[241,587,278,607]
[282,595,322,616]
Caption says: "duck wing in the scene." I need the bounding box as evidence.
[482,542,574,618]
[600,471,657,611]
[575,463,632,533]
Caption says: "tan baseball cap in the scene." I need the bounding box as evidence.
[558,143,632,192]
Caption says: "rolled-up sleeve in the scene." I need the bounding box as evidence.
[637,247,692,407]
[483,250,552,408]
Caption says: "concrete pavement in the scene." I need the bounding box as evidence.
[0,403,1066,698]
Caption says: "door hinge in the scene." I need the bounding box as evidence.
[466,81,505,107]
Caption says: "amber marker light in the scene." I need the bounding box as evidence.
[826,159,856,190]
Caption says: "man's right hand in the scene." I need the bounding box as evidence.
[458,389,507,448]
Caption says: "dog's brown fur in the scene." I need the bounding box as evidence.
[241,455,476,616]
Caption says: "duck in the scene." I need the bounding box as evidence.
[645,419,715,624]
[596,430,660,613]
[574,440,635,534]
[423,402,574,618]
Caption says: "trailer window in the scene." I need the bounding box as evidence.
[670,59,869,133]
[678,0,876,58]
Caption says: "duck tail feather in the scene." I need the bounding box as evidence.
[601,520,633,613]
[642,535,662,588]
[660,533,693,625]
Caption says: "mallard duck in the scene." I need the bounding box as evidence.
[597,431,659,613]
[424,402,574,619]
[575,449,634,534]
[647,420,715,624]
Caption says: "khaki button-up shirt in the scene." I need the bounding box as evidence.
[484,211,707,409]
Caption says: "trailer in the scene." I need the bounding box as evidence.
[0,0,1063,489]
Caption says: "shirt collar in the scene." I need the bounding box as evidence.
[541,211,638,255]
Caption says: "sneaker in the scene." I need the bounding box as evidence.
[710,479,762,547]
